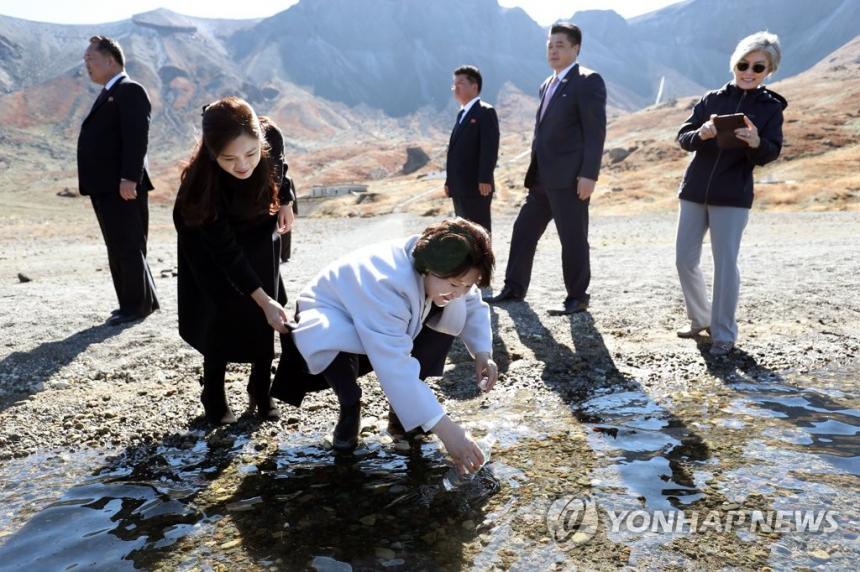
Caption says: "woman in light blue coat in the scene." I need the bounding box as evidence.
[274,218,497,475]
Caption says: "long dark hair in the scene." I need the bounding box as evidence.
[176,96,279,226]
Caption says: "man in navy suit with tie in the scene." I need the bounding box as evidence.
[485,23,606,315]
[78,36,159,325]
[444,65,500,234]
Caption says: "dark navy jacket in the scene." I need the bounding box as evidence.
[445,99,500,197]
[677,82,787,208]
[77,75,153,195]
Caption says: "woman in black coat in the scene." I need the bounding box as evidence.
[174,96,295,424]
[675,31,786,356]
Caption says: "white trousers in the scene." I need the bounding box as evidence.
[675,200,750,343]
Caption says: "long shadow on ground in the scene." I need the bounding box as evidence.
[0,322,132,413]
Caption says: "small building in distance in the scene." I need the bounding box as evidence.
[304,183,368,199]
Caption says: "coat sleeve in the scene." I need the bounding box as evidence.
[117,83,151,184]
[747,106,783,166]
[677,95,715,153]
[478,107,500,184]
[579,73,607,181]
[338,266,445,432]
[194,216,264,296]
[459,287,492,357]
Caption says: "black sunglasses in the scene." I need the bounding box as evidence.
[736,62,767,73]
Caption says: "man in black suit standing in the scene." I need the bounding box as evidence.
[444,65,500,234]
[484,23,606,315]
[78,36,159,325]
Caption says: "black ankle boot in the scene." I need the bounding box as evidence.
[386,408,406,438]
[386,407,428,439]
[247,388,280,420]
[247,364,280,420]
[332,401,361,452]
[199,376,235,425]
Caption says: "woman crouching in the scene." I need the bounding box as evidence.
[274,218,498,475]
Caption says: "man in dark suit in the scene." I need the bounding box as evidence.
[78,35,159,325]
[484,23,606,315]
[444,65,500,234]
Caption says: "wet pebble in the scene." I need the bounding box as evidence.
[219,539,241,550]
[310,556,352,572]
[374,547,396,560]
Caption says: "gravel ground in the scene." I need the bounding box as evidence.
[2,206,857,457]
[1,203,858,568]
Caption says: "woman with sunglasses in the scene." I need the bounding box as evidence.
[674,31,787,356]
[174,97,295,424]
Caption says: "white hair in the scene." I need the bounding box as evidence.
[730,31,782,76]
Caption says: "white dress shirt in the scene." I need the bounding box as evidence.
[553,61,577,84]
[459,96,480,122]
[104,71,127,91]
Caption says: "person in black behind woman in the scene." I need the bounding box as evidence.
[174,97,295,424]
[444,65,500,234]
[77,35,159,325]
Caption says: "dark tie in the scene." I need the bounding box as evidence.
[89,87,108,115]
[450,109,465,144]
[539,76,560,121]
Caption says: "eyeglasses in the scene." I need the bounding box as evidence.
[735,62,768,74]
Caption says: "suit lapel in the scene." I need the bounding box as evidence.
[84,76,124,123]
[534,77,551,125]
[449,100,480,147]
[539,64,577,124]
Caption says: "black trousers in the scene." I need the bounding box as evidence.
[272,323,455,408]
[451,194,492,235]
[503,185,590,300]
[203,358,272,397]
[90,191,159,315]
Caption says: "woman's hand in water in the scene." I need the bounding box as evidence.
[432,415,484,475]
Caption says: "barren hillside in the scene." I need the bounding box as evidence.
[311,35,860,219]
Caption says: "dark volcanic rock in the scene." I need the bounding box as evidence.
[401,146,431,175]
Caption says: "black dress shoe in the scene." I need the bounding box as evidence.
[483,286,525,304]
[332,401,362,452]
[547,295,590,316]
[106,311,146,326]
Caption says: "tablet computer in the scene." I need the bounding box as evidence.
[713,113,747,149]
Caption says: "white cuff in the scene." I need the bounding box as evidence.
[421,413,445,433]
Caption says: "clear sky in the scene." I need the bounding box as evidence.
[0,0,680,25]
